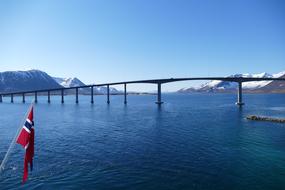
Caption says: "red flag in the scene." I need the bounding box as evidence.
[16,107,34,183]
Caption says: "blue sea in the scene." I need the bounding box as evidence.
[0,93,285,190]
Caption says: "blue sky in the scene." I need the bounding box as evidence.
[0,0,285,91]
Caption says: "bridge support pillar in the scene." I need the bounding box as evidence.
[124,83,127,104]
[35,92,38,103]
[48,91,51,103]
[91,86,94,104]
[61,89,64,104]
[155,83,163,105]
[11,94,13,103]
[75,88,79,104]
[236,82,244,106]
[22,93,25,103]
[107,85,110,104]
[0,95,2,103]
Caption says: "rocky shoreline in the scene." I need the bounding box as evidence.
[246,115,285,123]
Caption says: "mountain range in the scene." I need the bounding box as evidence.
[1,69,284,94]
[0,70,118,94]
[53,77,119,94]
[178,71,285,93]
[0,70,62,92]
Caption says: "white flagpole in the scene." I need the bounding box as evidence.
[0,100,35,173]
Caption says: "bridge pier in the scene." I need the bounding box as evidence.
[236,82,244,106]
[155,83,163,105]
[48,91,51,103]
[61,89,64,104]
[124,83,127,104]
[75,88,79,103]
[91,86,94,104]
[22,93,25,103]
[35,92,38,103]
[107,85,110,104]
[1,77,282,106]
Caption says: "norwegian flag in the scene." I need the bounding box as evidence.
[16,107,34,183]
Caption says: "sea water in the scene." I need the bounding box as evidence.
[0,93,285,190]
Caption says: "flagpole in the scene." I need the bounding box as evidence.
[0,100,35,173]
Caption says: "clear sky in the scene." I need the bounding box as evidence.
[0,0,285,92]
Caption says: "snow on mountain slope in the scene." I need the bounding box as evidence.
[95,86,119,94]
[259,72,285,92]
[179,71,285,92]
[0,70,62,92]
[53,77,85,88]
[201,72,273,90]
[53,77,119,94]
[243,72,273,89]
[273,71,285,78]
[0,69,119,94]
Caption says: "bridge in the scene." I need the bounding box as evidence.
[0,77,284,106]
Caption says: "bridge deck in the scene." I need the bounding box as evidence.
[0,77,284,96]
[0,77,284,106]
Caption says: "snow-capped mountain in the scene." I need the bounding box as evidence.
[94,86,119,94]
[53,77,85,88]
[257,72,285,93]
[53,77,119,94]
[179,71,285,93]
[0,70,62,93]
[200,73,273,90]
[0,69,119,94]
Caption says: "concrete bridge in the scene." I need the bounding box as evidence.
[0,77,284,106]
